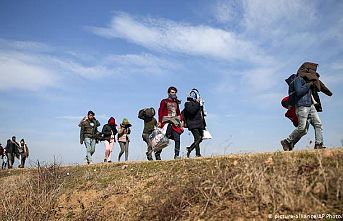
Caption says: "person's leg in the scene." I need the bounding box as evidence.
[7,153,13,169]
[107,140,114,162]
[118,142,125,161]
[308,105,324,148]
[292,121,309,147]
[188,129,203,157]
[125,142,129,161]
[104,140,110,162]
[172,130,180,158]
[142,134,153,160]
[282,106,310,151]
[84,138,92,164]
[195,129,203,157]
[20,153,26,168]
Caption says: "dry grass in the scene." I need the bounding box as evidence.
[0,148,342,221]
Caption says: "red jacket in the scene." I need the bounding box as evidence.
[158,98,183,132]
[281,96,298,127]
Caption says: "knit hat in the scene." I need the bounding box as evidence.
[108,117,117,126]
[122,118,130,125]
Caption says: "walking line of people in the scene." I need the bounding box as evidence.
[0,136,29,169]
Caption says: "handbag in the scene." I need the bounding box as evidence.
[203,128,212,140]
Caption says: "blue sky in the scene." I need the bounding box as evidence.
[1,0,342,165]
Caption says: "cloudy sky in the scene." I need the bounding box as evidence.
[1,0,342,165]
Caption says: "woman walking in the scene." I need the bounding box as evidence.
[102,117,117,163]
[118,118,131,162]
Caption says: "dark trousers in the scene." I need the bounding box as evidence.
[189,129,203,156]
[155,127,181,159]
[142,133,153,160]
[19,153,27,168]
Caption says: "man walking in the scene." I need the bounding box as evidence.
[281,70,326,151]
[79,110,100,164]
[158,86,183,160]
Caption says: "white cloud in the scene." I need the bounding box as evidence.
[0,52,58,91]
[89,12,268,63]
[0,39,179,91]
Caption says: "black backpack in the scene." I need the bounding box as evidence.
[285,74,297,106]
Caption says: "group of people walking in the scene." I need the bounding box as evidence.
[0,136,29,169]
[79,86,207,164]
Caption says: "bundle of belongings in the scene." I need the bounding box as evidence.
[149,125,169,152]
[296,62,333,112]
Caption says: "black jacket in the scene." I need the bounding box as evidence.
[183,100,206,130]
[101,124,118,141]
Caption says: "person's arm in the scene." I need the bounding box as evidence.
[158,99,166,127]
[80,123,85,144]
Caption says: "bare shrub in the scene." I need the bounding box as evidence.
[0,161,66,221]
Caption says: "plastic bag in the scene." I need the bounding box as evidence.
[149,128,169,152]
[203,129,212,140]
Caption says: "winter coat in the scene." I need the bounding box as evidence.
[102,124,117,142]
[6,140,19,154]
[79,118,100,142]
[158,98,183,127]
[118,125,131,143]
[183,100,206,130]
[293,75,313,107]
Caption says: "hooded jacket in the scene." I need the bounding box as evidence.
[183,99,206,130]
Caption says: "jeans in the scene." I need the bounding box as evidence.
[287,105,323,145]
[189,129,203,156]
[19,152,27,168]
[84,137,96,163]
[118,141,129,161]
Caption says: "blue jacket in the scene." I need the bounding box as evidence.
[294,75,312,107]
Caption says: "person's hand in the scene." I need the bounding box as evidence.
[80,141,83,145]
[158,122,162,128]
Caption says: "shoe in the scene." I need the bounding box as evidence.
[107,160,112,163]
[174,156,181,160]
[146,152,153,161]
[281,139,291,151]
[155,153,161,161]
[195,155,202,158]
[314,143,326,149]
[104,159,107,162]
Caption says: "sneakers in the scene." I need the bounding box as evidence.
[146,152,153,161]
[104,159,107,163]
[281,139,292,151]
[174,156,181,160]
[314,143,326,149]
[107,160,112,163]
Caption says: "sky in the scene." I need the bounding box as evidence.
[0,0,343,166]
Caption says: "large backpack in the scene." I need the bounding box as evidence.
[285,74,297,106]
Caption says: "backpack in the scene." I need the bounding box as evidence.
[285,74,297,106]
[138,107,155,120]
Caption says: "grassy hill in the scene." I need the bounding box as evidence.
[1,148,342,221]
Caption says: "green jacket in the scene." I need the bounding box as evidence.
[79,118,100,142]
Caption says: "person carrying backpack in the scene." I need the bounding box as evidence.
[281,62,332,151]
[183,89,206,158]
[138,107,157,161]
[79,110,100,164]
[102,117,118,163]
